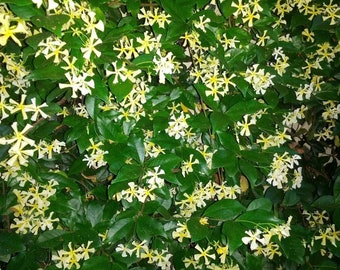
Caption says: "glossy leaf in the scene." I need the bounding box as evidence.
[106,218,134,244]
[246,198,272,212]
[187,216,211,242]
[136,215,165,240]
[204,199,245,221]
[236,209,283,225]
[222,221,247,254]
[280,236,305,265]
[0,233,25,256]
[82,256,112,270]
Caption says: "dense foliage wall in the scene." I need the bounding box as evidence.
[0,0,340,269]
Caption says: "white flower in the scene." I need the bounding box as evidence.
[242,229,266,250]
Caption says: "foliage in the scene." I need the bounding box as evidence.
[0,0,340,269]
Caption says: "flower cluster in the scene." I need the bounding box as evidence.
[242,216,292,260]
[266,152,302,190]
[116,240,172,270]
[302,209,340,259]
[0,0,340,269]
[10,176,59,235]
[83,139,108,169]
[52,241,95,269]
[175,180,241,218]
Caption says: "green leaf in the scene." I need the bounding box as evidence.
[226,100,266,122]
[6,252,40,270]
[0,232,25,256]
[92,76,110,102]
[128,135,145,164]
[216,131,240,153]
[282,190,300,206]
[239,158,258,187]
[147,153,181,170]
[280,236,305,264]
[204,199,245,221]
[226,27,251,44]
[109,78,134,102]
[265,186,284,204]
[160,0,193,22]
[31,14,70,36]
[8,3,44,18]
[212,150,239,177]
[236,209,283,225]
[126,0,141,16]
[36,230,68,248]
[113,164,143,183]
[132,53,154,68]
[222,221,247,254]
[85,96,98,119]
[86,202,104,227]
[96,114,128,143]
[0,0,31,5]
[106,218,134,244]
[247,198,272,212]
[187,217,210,242]
[219,0,236,19]
[25,32,51,50]
[246,253,263,270]
[27,65,65,81]
[333,207,340,228]
[311,195,336,210]
[82,256,112,270]
[210,112,227,132]
[136,216,164,240]
[334,175,340,204]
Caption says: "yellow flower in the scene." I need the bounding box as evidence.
[0,14,29,46]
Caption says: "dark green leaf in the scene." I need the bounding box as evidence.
[82,256,112,270]
[27,65,65,81]
[204,199,245,221]
[226,100,266,122]
[219,0,236,19]
[210,112,227,132]
[36,230,68,248]
[187,217,210,242]
[8,3,44,18]
[212,150,239,177]
[86,202,104,227]
[280,236,305,264]
[31,14,70,36]
[132,53,154,68]
[113,164,143,183]
[136,215,164,240]
[25,32,51,50]
[96,114,128,142]
[282,190,300,206]
[128,135,145,164]
[247,198,272,212]
[311,195,336,210]
[0,0,31,5]
[126,0,141,16]
[216,131,240,153]
[239,158,258,187]
[109,78,134,102]
[106,218,134,244]
[334,175,340,204]
[147,153,181,170]
[222,221,246,254]
[246,253,264,270]
[236,209,283,225]
[0,232,25,255]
